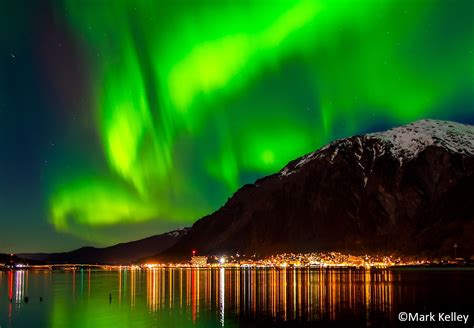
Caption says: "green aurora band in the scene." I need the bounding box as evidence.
[49,0,473,242]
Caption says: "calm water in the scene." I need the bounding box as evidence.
[0,268,473,327]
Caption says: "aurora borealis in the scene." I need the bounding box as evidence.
[1,0,473,252]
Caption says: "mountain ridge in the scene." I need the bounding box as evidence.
[18,228,189,264]
[152,119,474,261]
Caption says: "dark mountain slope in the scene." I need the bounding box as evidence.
[19,228,189,264]
[156,120,474,260]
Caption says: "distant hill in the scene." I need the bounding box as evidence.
[0,253,43,266]
[153,120,474,261]
[18,228,189,264]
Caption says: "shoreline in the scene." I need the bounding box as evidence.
[2,263,474,272]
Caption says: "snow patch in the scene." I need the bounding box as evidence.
[167,228,188,238]
[280,167,295,177]
[329,147,339,164]
[296,152,317,168]
[370,119,474,160]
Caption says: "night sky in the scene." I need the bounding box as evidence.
[1,0,473,252]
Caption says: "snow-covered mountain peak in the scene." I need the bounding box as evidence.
[370,119,474,160]
[280,120,473,177]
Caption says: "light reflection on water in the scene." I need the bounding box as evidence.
[0,268,473,327]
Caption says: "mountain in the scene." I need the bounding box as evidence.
[0,253,43,266]
[19,228,189,264]
[155,120,474,261]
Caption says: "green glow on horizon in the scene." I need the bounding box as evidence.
[49,0,474,242]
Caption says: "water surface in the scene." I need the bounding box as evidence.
[0,268,473,327]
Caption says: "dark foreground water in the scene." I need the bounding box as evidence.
[0,268,473,327]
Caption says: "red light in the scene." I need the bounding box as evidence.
[192,250,196,256]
